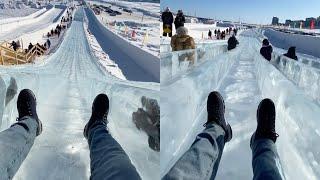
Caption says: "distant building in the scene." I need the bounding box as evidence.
[305,17,316,28]
[272,17,279,25]
[291,20,304,28]
[285,19,292,26]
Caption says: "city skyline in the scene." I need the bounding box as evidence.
[160,0,320,24]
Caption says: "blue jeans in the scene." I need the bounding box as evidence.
[0,116,38,179]
[163,123,283,180]
[87,123,141,180]
[251,137,283,180]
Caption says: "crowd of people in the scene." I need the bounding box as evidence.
[208,27,238,40]
[6,8,74,58]
[8,39,49,56]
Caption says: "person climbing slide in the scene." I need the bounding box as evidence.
[163,91,283,180]
[0,89,141,180]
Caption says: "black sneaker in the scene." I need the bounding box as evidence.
[205,91,232,142]
[84,94,109,139]
[17,89,42,136]
[253,98,279,143]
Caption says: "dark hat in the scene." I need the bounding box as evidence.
[262,39,269,46]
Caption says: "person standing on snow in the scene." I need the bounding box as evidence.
[174,10,186,30]
[161,7,174,37]
[283,46,298,61]
[260,39,273,61]
[208,29,212,39]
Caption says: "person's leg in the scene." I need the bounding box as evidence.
[163,91,232,180]
[0,89,42,179]
[84,94,141,180]
[250,99,282,180]
[0,116,38,179]
[251,137,282,180]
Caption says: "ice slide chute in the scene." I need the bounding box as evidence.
[160,30,320,179]
[0,8,159,180]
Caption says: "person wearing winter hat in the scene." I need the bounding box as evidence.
[260,39,273,61]
[162,7,174,37]
[284,46,298,60]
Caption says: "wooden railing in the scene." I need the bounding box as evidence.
[0,41,46,65]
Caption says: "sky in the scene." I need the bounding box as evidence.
[160,0,320,24]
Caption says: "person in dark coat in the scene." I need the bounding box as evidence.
[284,46,298,60]
[174,10,185,30]
[161,7,174,37]
[227,35,239,51]
[208,29,212,39]
[28,43,33,52]
[10,41,17,51]
[260,39,273,61]
[214,29,217,37]
[46,39,51,49]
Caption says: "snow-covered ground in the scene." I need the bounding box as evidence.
[0,8,159,180]
[160,29,320,179]
[0,0,40,19]
[86,0,160,57]
[0,7,64,43]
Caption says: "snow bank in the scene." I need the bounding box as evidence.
[0,8,46,25]
[264,28,320,58]
[254,54,320,179]
[84,7,159,82]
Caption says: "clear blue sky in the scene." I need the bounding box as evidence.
[160,0,320,24]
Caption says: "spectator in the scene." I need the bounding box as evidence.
[174,10,185,30]
[161,7,174,37]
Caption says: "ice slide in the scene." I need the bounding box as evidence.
[0,8,159,180]
[160,30,320,179]
[84,7,160,83]
[0,7,64,42]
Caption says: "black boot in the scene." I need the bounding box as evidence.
[205,91,232,142]
[84,94,109,139]
[16,89,42,136]
[252,98,279,143]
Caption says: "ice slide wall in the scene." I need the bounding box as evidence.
[254,53,320,179]
[160,47,239,175]
[161,35,320,179]
[264,28,320,58]
[84,8,160,82]
[255,29,320,105]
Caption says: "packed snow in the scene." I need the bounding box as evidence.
[0,7,159,180]
[0,0,41,19]
[0,6,64,43]
[160,29,320,180]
